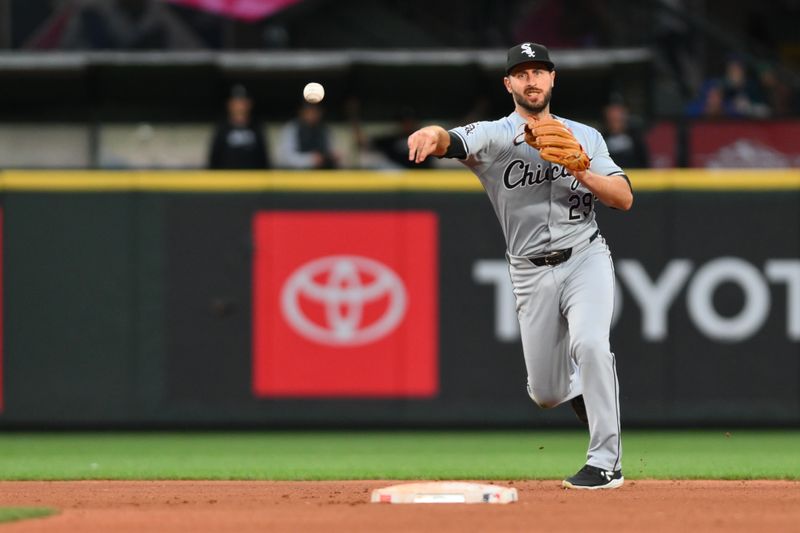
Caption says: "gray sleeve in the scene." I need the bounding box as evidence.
[588,129,624,177]
[447,122,493,162]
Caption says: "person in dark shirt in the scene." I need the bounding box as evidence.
[279,103,339,169]
[208,85,270,169]
[601,100,650,169]
[371,107,433,169]
[720,57,770,118]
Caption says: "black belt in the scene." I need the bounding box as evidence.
[527,230,599,267]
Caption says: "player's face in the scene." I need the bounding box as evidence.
[505,64,555,115]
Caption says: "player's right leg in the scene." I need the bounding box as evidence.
[506,254,576,409]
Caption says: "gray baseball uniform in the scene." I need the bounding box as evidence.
[447,112,625,472]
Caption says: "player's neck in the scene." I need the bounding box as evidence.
[515,106,551,121]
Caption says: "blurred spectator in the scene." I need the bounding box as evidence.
[601,99,650,169]
[373,107,433,169]
[686,57,772,118]
[685,81,731,118]
[720,57,770,118]
[354,106,433,169]
[59,0,201,50]
[208,85,270,170]
[278,103,339,169]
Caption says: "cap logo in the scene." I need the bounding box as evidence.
[521,43,536,58]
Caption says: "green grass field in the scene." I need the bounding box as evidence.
[0,430,798,481]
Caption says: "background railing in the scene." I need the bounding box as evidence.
[1,119,798,170]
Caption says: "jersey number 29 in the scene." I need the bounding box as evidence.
[568,193,593,220]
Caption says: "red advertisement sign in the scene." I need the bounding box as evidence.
[690,120,800,168]
[252,211,439,398]
[645,121,678,168]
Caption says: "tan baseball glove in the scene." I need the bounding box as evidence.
[524,118,590,172]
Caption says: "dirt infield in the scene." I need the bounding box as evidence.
[1,480,799,532]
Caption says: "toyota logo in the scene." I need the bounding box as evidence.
[281,255,408,346]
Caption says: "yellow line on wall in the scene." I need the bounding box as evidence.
[0,171,482,192]
[630,170,800,190]
[1,170,798,192]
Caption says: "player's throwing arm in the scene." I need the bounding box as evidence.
[407,126,450,164]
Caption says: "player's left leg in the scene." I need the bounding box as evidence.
[559,236,623,487]
[506,253,575,410]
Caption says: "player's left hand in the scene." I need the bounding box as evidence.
[524,118,590,173]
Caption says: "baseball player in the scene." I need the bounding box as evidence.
[408,42,633,490]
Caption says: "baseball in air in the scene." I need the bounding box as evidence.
[303,82,325,103]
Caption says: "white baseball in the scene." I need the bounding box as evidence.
[303,82,325,104]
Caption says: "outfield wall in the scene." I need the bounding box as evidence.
[0,170,798,427]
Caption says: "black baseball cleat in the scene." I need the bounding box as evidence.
[569,395,588,425]
[562,464,624,490]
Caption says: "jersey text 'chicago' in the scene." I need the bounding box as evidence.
[449,112,623,256]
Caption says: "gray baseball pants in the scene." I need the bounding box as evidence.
[507,235,622,472]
